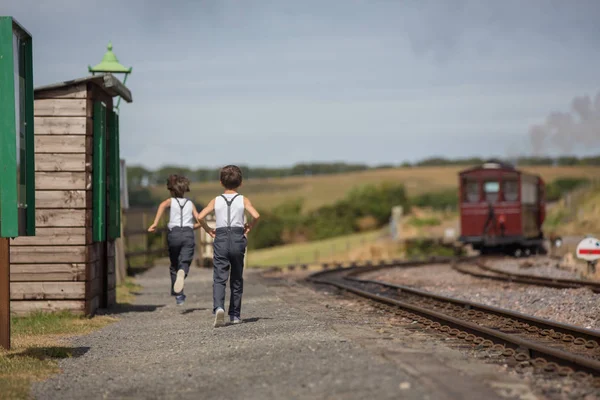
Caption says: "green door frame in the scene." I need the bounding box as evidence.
[0,16,34,351]
[0,17,35,238]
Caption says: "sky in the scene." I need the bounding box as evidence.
[3,0,600,169]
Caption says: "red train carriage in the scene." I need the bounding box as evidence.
[458,160,546,255]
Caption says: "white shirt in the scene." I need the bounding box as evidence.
[215,194,245,228]
[167,198,195,229]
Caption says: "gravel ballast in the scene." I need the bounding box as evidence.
[362,258,600,330]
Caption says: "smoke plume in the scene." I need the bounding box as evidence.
[529,91,600,155]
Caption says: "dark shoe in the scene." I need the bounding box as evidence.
[175,294,186,306]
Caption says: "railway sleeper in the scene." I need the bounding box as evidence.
[313,275,600,380]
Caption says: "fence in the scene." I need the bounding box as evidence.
[122,207,215,274]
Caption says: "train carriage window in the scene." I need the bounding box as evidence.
[521,181,537,204]
[463,179,479,203]
[484,181,499,203]
[503,180,519,202]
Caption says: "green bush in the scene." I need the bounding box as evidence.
[410,189,458,211]
[304,183,409,241]
[304,200,357,240]
[271,198,304,229]
[247,212,285,250]
[345,183,409,225]
[545,178,590,202]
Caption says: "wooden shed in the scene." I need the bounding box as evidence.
[9,73,133,316]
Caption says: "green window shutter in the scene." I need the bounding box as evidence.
[93,101,107,242]
[0,17,34,237]
[0,18,18,237]
[107,110,121,239]
[23,33,34,236]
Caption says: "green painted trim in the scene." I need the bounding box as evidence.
[92,102,107,242]
[23,31,34,236]
[0,17,18,237]
[107,111,121,239]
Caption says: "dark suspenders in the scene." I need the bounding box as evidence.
[220,194,240,228]
[173,198,189,228]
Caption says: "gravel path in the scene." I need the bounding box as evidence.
[362,261,600,330]
[31,265,528,400]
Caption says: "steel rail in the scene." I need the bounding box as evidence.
[476,262,600,292]
[308,266,600,376]
[346,276,600,344]
[453,263,600,293]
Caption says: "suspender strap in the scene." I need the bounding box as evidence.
[174,198,189,227]
[220,194,240,228]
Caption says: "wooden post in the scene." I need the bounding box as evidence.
[0,237,10,350]
[114,214,127,285]
[122,212,130,272]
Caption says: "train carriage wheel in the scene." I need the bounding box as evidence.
[514,248,523,258]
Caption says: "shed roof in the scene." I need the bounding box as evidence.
[34,73,132,103]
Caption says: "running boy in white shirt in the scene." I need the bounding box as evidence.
[196,165,260,327]
[148,174,201,306]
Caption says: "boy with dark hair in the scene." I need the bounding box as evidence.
[149,174,201,305]
[196,165,260,327]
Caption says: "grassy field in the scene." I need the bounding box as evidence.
[149,165,600,212]
[247,229,385,267]
[545,183,600,237]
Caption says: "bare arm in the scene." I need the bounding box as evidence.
[192,203,201,230]
[148,199,171,232]
[243,197,260,234]
[197,198,215,221]
[196,199,216,237]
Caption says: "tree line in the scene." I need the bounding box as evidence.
[126,155,600,188]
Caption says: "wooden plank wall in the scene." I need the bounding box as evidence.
[10,83,93,315]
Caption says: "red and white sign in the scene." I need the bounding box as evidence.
[576,237,600,262]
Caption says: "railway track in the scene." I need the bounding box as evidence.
[306,259,600,384]
[453,261,600,293]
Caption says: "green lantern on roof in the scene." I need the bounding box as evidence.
[88,42,132,108]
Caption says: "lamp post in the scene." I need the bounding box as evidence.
[88,42,132,110]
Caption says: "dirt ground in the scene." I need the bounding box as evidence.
[31,265,550,400]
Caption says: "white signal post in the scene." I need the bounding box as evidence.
[575,237,600,275]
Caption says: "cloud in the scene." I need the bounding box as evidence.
[4,0,600,167]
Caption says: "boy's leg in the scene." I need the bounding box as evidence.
[174,228,195,295]
[167,231,182,296]
[212,235,230,313]
[228,235,246,319]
